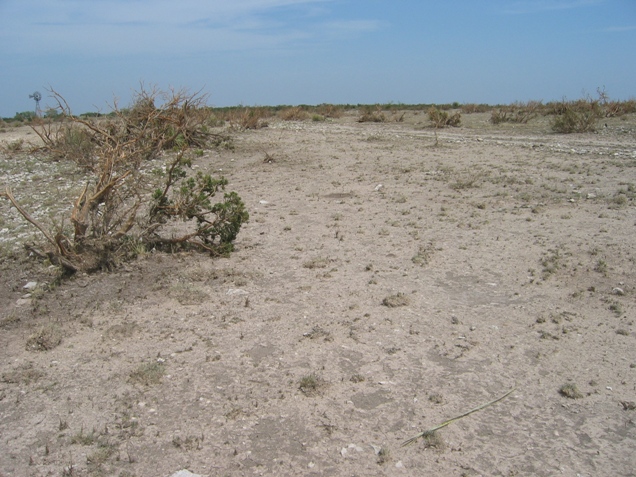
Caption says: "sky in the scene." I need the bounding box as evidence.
[0,0,635,116]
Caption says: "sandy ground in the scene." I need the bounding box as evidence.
[1,111,635,476]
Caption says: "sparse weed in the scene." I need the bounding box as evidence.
[129,361,165,386]
[279,106,307,121]
[559,383,583,399]
[26,324,63,351]
[358,105,386,123]
[299,373,325,396]
[382,292,410,307]
[428,107,461,128]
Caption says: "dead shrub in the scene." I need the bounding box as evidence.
[550,100,601,133]
[228,107,270,130]
[428,107,461,128]
[461,103,491,114]
[279,106,308,121]
[32,86,222,169]
[316,103,343,118]
[358,105,386,123]
[1,87,249,275]
[490,101,542,124]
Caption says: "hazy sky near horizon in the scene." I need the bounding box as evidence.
[0,0,634,116]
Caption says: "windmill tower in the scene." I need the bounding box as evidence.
[29,91,42,118]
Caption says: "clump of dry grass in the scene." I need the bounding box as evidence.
[26,324,63,351]
[129,361,165,386]
[358,105,386,123]
[382,292,410,307]
[279,106,307,121]
[299,373,327,396]
[559,383,583,399]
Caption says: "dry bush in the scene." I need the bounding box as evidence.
[428,107,461,128]
[2,88,249,275]
[461,103,491,114]
[227,107,270,130]
[32,87,224,169]
[550,98,602,133]
[490,101,542,124]
[316,104,343,118]
[358,105,386,123]
[279,106,308,121]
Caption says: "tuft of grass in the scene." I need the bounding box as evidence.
[303,257,331,269]
[420,431,445,449]
[382,292,410,308]
[299,373,326,396]
[26,324,63,351]
[358,105,386,123]
[412,242,435,266]
[559,383,583,399]
[609,301,623,316]
[129,361,165,386]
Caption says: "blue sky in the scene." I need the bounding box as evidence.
[0,0,634,116]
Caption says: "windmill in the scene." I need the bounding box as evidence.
[29,91,42,118]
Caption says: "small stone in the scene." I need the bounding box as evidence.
[374,184,384,191]
[612,287,625,296]
[586,193,596,199]
[169,470,202,477]
[23,281,38,290]
[226,289,248,296]
[395,461,404,468]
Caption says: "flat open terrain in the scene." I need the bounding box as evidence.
[1,111,635,476]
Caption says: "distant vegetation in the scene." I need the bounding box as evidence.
[3,88,634,134]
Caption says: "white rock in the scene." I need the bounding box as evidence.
[612,287,625,296]
[374,184,383,191]
[23,281,38,290]
[169,470,203,477]
[226,288,248,296]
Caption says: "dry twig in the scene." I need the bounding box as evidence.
[401,386,516,447]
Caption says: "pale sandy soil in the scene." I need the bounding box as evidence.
[1,111,635,476]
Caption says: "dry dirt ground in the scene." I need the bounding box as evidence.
[1,111,635,477]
